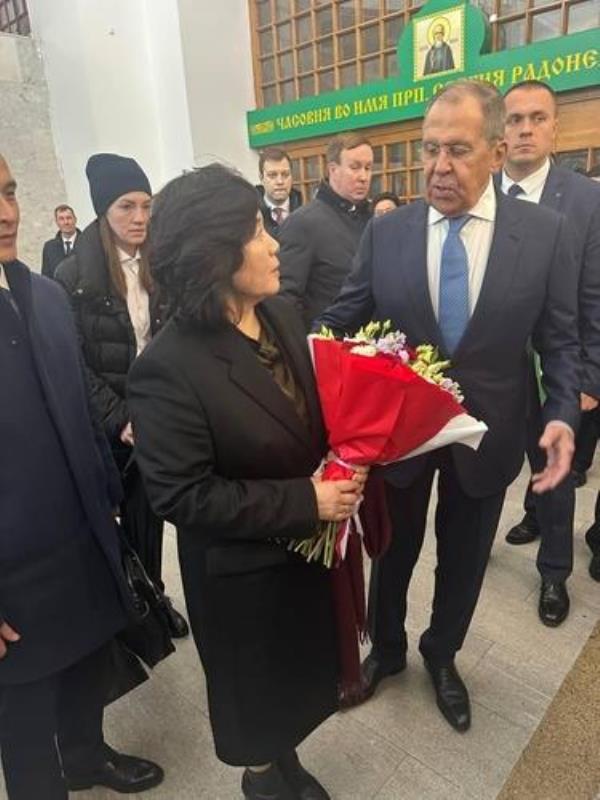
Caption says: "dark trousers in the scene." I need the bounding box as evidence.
[369,452,505,665]
[0,643,110,800]
[523,418,575,581]
[574,408,598,473]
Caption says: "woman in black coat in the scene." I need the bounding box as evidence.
[128,164,365,800]
[55,153,188,638]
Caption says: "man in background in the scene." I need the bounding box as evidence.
[501,80,600,627]
[279,132,373,329]
[256,147,302,240]
[0,153,163,799]
[41,203,80,278]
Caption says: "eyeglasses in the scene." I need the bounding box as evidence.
[422,142,474,161]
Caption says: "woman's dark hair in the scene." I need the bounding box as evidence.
[372,191,402,210]
[149,163,260,329]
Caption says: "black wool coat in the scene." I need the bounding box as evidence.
[55,221,165,443]
[128,296,338,765]
[0,262,128,685]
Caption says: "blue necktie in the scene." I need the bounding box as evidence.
[507,183,524,198]
[438,215,470,356]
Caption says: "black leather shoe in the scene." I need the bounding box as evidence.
[164,597,189,638]
[539,579,570,627]
[65,746,164,793]
[589,553,600,582]
[505,514,539,545]
[360,650,407,701]
[242,764,295,800]
[277,750,330,800]
[572,469,587,488]
[424,660,471,732]
[585,525,600,582]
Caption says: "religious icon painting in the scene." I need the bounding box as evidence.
[414,5,465,81]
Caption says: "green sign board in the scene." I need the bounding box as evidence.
[246,0,599,148]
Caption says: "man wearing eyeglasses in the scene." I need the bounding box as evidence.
[317,80,580,733]
[256,147,303,239]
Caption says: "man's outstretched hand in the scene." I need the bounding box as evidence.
[0,621,20,659]
[531,422,575,494]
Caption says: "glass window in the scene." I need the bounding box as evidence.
[257,0,272,27]
[279,51,294,79]
[410,170,425,195]
[362,0,381,22]
[385,15,404,47]
[410,140,422,164]
[499,0,527,12]
[388,142,407,168]
[261,57,276,83]
[385,50,399,75]
[306,181,320,200]
[316,6,333,36]
[338,0,356,29]
[568,0,600,32]
[296,14,312,44]
[472,0,496,15]
[295,0,311,12]
[361,24,381,55]
[299,74,316,97]
[274,0,291,21]
[498,17,527,48]
[372,146,384,172]
[259,28,274,54]
[370,174,384,196]
[318,69,335,92]
[317,36,334,67]
[277,22,292,49]
[263,85,278,106]
[555,149,589,172]
[297,44,314,72]
[338,31,357,60]
[305,155,321,180]
[531,8,562,40]
[339,62,357,88]
[531,0,557,7]
[385,0,405,10]
[280,79,295,102]
[390,172,407,196]
[362,56,381,81]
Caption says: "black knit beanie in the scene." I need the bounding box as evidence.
[86,153,152,217]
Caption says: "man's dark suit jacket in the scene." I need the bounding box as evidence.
[317,191,581,498]
[531,165,600,399]
[41,229,80,279]
[256,185,303,240]
[0,261,127,684]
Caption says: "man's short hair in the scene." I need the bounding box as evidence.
[504,80,558,114]
[326,132,372,164]
[54,204,75,217]
[258,147,292,176]
[427,79,505,143]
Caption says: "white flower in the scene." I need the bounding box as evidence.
[350,344,378,357]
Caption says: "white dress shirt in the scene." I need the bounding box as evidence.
[501,158,551,204]
[117,248,151,356]
[0,264,8,290]
[427,176,496,318]
[62,233,77,254]
[264,195,290,223]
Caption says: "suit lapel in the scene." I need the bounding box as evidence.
[454,192,522,357]
[208,317,317,457]
[539,165,566,212]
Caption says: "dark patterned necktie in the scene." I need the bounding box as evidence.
[507,183,524,198]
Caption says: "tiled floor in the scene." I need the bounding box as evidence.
[13,463,600,799]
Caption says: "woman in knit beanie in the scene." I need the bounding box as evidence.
[55,153,188,641]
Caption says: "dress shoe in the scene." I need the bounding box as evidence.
[585,525,600,582]
[242,764,295,800]
[572,469,587,488]
[360,650,407,701]
[277,750,330,800]
[505,514,539,545]
[538,579,570,627]
[164,596,189,638]
[424,660,471,732]
[65,745,164,792]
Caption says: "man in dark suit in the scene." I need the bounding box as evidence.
[279,132,373,330]
[41,203,81,278]
[0,154,163,799]
[501,80,600,626]
[256,147,302,239]
[317,80,580,733]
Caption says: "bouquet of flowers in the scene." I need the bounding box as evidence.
[291,321,487,568]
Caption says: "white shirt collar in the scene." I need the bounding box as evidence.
[117,246,141,265]
[428,176,496,226]
[62,232,77,244]
[264,195,290,213]
[502,158,551,198]
[0,264,8,290]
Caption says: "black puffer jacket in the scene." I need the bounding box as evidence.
[55,220,166,443]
